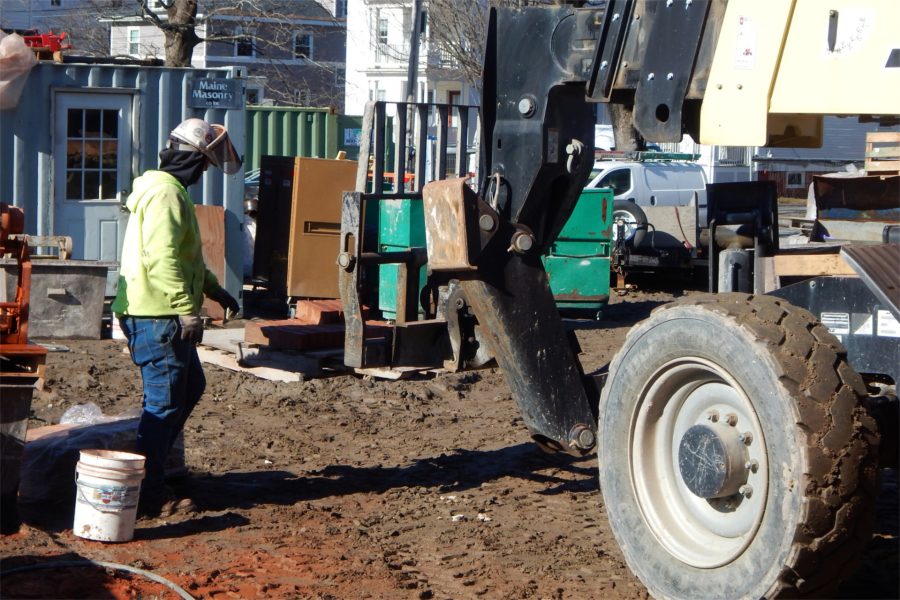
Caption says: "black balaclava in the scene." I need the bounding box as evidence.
[159,147,208,188]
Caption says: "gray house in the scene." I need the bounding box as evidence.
[107,0,347,110]
[755,116,897,198]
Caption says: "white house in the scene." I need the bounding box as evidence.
[344,0,476,116]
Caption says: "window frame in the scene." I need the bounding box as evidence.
[785,171,805,189]
[127,27,140,56]
[234,26,255,58]
[293,31,313,60]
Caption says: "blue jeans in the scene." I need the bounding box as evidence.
[119,316,205,493]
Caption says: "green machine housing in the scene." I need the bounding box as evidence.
[378,199,426,319]
[542,187,614,314]
[377,188,613,319]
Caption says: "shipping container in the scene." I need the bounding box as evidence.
[0,61,247,300]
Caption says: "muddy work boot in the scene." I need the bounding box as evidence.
[137,486,197,518]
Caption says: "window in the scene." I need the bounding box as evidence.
[127,28,140,55]
[595,168,633,196]
[786,171,805,189]
[335,0,347,18]
[293,32,313,59]
[447,90,461,127]
[246,88,260,104]
[293,88,310,105]
[51,0,61,6]
[377,16,388,45]
[65,108,120,201]
[235,26,254,57]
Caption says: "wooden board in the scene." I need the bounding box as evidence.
[865,131,900,174]
[195,205,226,321]
[773,253,857,277]
[197,346,303,383]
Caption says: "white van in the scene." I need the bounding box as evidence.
[585,158,708,249]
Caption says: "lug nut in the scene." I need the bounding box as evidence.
[724,413,738,426]
[745,459,759,473]
[706,410,719,423]
[739,484,753,498]
[739,431,753,445]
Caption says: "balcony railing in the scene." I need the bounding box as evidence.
[375,42,408,65]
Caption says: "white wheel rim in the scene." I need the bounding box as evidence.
[612,210,639,242]
[630,357,768,568]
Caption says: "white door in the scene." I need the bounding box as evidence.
[54,93,133,295]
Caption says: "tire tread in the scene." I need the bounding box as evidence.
[672,294,878,598]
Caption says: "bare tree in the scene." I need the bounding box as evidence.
[133,0,201,67]
[427,0,554,91]
[82,0,346,108]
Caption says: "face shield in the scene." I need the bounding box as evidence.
[204,124,242,175]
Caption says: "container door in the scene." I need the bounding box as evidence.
[53,93,133,296]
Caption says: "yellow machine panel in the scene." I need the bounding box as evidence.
[771,0,900,116]
[701,0,899,147]
[699,0,794,146]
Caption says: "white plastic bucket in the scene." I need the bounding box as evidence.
[73,450,145,542]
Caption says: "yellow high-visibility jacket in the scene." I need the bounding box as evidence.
[112,171,220,316]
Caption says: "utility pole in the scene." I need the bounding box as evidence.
[405,0,423,179]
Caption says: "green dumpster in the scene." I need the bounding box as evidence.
[542,187,614,315]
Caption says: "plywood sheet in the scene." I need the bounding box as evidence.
[195,205,226,321]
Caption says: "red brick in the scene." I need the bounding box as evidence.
[294,299,370,325]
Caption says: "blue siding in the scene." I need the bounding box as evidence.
[0,62,247,298]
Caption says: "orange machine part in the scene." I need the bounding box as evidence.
[0,202,31,345]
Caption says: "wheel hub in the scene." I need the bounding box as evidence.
[677,423,748,499]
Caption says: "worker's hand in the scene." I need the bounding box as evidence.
[209,287,240,319]
[179,314,204,345]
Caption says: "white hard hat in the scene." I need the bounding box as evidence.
[169,118,242,175]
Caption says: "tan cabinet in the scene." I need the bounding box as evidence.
[253,156,356,299]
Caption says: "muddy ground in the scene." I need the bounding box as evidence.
[2,278,897,600]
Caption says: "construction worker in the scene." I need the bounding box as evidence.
[112,118,242,518]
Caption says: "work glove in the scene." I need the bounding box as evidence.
[179,314,204,345]
[209,287,240,319]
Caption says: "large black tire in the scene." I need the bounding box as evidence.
[598,293,878,599]
[612,200,647,247]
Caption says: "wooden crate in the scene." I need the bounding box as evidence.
[865,131,900,173]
